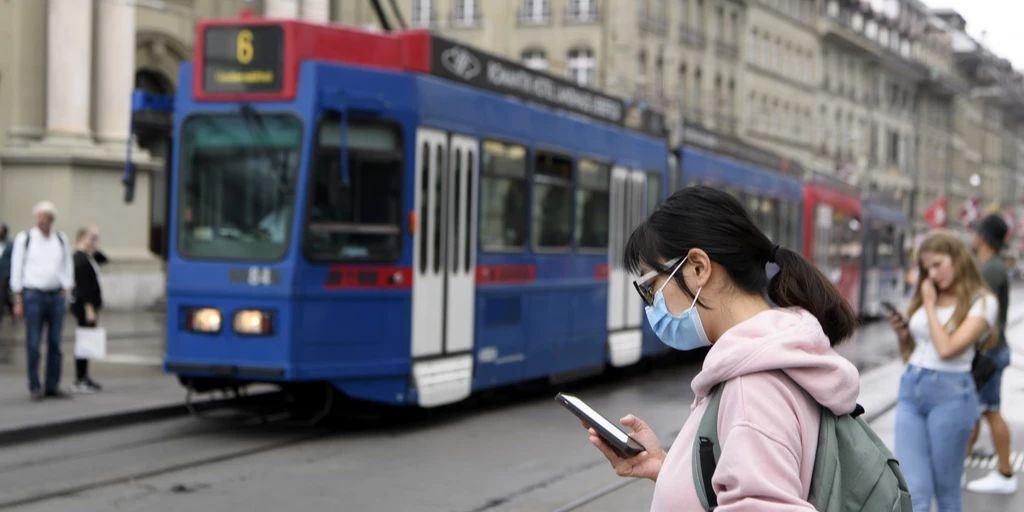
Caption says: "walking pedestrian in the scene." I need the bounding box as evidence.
[887,231,998,512]
[71,226,106,393]
[965,214,1017,494]
[9,201,75,401]
[0,223,11,325]
[583,186,861,510]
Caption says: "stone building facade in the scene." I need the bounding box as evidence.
[1,0,1022,310]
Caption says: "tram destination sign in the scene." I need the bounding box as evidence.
[203,26,284,95]
[429,37,633,131]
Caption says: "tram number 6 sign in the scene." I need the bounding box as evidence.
[236,29,254,64]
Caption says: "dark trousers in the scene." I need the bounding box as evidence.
[24,289,65,393]
[70,302,95,381]
[0,283,8,324]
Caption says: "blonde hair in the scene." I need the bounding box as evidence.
[907,231,998,349]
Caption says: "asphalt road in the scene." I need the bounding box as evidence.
[2,311,1019,512]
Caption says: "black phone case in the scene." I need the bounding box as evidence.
[555,393,645,456]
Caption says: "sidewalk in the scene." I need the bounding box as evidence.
[0,309,184,444]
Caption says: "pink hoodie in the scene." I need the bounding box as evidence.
[650,307,860,511]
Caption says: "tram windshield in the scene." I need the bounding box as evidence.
[177,113,302,261]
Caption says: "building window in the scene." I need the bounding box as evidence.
[680,0,690,29]
[521,0,549,24]
[568,47,595,86]
[521,48,548,70]
[412,0,433,27]
[452,0,479,26]
[568,0,598,21]
[655,54,665,99]
[679,64,688,110]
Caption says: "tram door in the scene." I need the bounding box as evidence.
[607,167,649,366]
[411,128,479,406]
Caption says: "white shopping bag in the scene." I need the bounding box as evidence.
[74,327,107,359]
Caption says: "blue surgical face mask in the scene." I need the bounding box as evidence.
[644,257,711,351]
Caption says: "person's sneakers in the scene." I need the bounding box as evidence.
[73,379,102,394]
[43,389,72,399]
[30,390,44,402]
[966,470,1018,494]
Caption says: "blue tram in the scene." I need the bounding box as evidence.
[674,127,805,253]
[860,199,909,318]
[164,18,668,407]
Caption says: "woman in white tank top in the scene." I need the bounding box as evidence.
[887,231,997,512]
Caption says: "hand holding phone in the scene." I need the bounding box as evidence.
[881,301,900,316]
[882,301,910,341]
[556,393,646,456]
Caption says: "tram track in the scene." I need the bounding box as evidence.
[0,394,335,510]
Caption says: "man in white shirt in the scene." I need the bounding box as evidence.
[10,201,74,401]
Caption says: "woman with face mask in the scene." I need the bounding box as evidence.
[886,232,997,512]
[583,186,860,511]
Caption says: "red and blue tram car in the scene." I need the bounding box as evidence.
[164,19,669,407]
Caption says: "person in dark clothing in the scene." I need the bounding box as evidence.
[71,226,107,393]
[0,223,11,324]
[965,213,1017,494]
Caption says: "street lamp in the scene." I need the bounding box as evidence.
[969,172,981,188]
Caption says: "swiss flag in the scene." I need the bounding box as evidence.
[960,197,980,227]
[923,197,947,228]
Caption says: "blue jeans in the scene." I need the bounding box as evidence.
[895,366,979,512]
[977,345,1011,411]
[24,290,66,393]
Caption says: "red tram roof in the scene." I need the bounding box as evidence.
[803,183,862,215]
[192,18,665,136]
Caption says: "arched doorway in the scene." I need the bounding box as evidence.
[133,68,175,259]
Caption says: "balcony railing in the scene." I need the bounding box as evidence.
[450,10,483,28]
[517,8,551,25]
[565,5,599,23]
[715,40,739,60]
[679,27,707,48]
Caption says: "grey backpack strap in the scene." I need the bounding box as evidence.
[692,384,725,511]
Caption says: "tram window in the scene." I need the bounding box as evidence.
[532,151,573,250]
[178,114,301,261]
[646,174,661,214]
[575,159,610,250]
[480,140,528,251]
[304,115,403,261]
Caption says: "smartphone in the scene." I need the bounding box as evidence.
[555,393,646,457]
[881,301,900,316]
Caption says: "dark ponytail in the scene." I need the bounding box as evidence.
[624,185,856,345]
[767,246,857,345]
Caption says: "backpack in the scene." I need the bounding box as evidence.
[692,380,913,511]
[0,242,11,279]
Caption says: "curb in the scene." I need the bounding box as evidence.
[0,402,189,448]
[0,392,276,448]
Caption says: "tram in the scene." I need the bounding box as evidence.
[163,18,669,407]
[860,199,909,318]
[803,175,865,316]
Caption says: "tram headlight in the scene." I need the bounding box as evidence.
[233,310,273,336]
[186,308,222,333]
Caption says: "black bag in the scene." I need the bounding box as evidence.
[971,350,998,391]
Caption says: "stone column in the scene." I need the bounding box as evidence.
[93,0,136,147]
[264,0,300,18]
[6,0,47,144]
[300,0,331,22]
[46,0,94,142]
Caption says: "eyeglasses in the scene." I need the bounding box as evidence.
[632,257,683,307]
